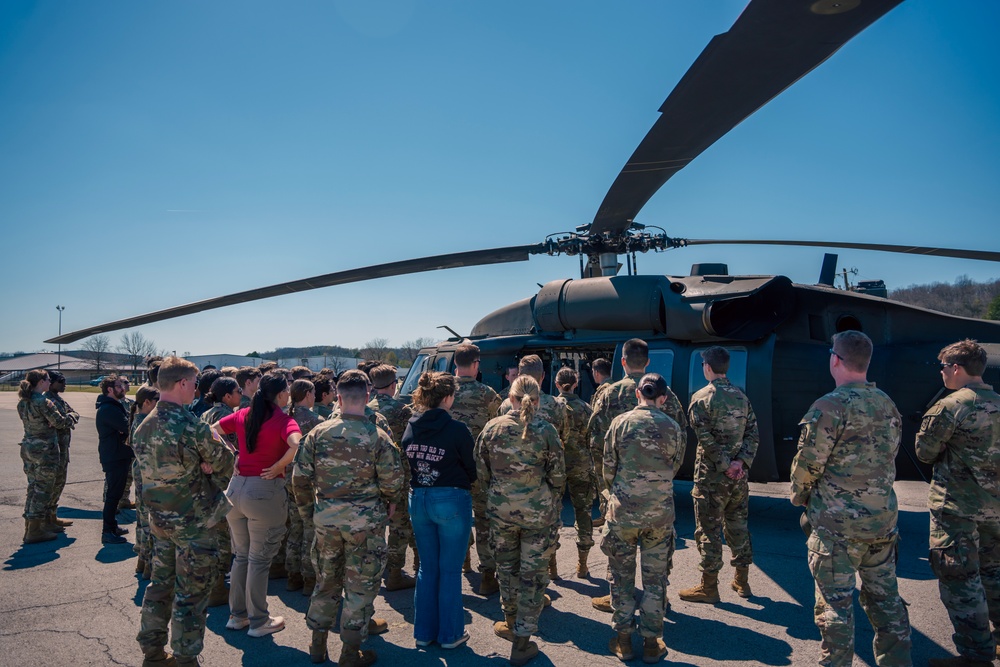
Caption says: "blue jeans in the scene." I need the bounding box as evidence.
[409,486,473,645]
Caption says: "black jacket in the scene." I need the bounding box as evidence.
[402,408,476,490]
[95,394,133,465]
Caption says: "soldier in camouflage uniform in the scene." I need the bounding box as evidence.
[314,376,336,420]
[368,364,418,592]
[602,373,684,664]
[235,366,261,411]
[477,375,566,666]
[449,344,502,592]
[915,340,1000,667]
[199,376,243,605]
[132,385,160,581]
[296,370,403,667]
[553,368,597,578]
[589,339,685,613]
[497,364,519,402]
[17,370,73,544]
[589,358,613,408]
[284,379,324,594]
[679,346,759,604]
[43,371,79,531]
[790,332,911,667]
[133,357,235,667]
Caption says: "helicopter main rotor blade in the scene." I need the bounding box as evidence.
[682,239,1000,263]
[590,0,904,236]
[45,244,546,345]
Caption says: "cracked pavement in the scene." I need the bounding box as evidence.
[0,391,958,665]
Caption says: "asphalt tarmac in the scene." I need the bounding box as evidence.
[0,391,961,666]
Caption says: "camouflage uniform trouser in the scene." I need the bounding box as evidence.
[387,485,416,571]
[566,467,596,550]
[592,446,608,519]
[20,437,58,520]
[306,522,388,646]
[50,432,71,514]
[284,478,304,575]
[291,476,316,579]
[807,533,911,667]
[929,511,1000,662]
[122,465,134,506]
[471,480,494,571]
[491,517,557,637]
[132,460,152,562]
[136,530,218,659]
[602,522,672,638]
[691,475,752,573]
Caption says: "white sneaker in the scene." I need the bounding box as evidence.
[415,639,433,647]
[225,616,250,630]
[441,631,470,649]
[247,616,285,637]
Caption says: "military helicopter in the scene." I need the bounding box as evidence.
[47,0,1000,482]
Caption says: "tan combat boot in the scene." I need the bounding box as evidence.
[478,568,500,596]
[384,568,416,591]
[43,513,65,533]
[592,516,606,528]
[49,511,73,528]
[642,637,667,663]
[23,519,58,544]
[677,572,720,604]
[141,647,178,666]
[548,553,559,580]
[338,642,376,667]
[731,566,752,598]
[576,549,590,578]
[286,571,304,591]
[301,574,316,596]
[463,548,473,573]
[510,635,539,666]
[142,561,153,580]
[206,577,229,607]
[136,557,147,574]
[609,630,634,661]
[268,561,288,579]
[309,629,328,664]
[494,614,517,642]
[591,594,612,613]
[367,617,389,635]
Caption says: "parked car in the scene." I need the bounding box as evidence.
[89,376,107,386]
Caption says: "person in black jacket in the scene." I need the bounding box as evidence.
[402,371,476,649]
[96,375,133,544]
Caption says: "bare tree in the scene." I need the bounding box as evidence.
[399,337,434,366]
[81,334,113,373]
[118,332,158,377]
[360,337,391,362]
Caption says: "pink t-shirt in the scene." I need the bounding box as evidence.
[218,406,300,477]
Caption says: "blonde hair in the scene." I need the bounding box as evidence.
[411,371,457,411]
[18,369,48,401]
[509,375,540,439]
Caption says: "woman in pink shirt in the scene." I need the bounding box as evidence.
[214,372,301,637]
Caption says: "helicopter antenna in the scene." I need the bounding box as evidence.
[840,267,858,291]
[436,325,461,338]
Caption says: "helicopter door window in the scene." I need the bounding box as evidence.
[646,350,675,386]
[399,353,430,397]
[433,354,452,373]
[688,348,748,399]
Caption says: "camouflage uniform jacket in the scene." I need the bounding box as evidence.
[18,392,74,441]
[291,405,324,437]
[588,372,687,458]
[476,411,566,529]
[331,403,392,439]
[200,403,238,450]
[604,405,685,530]
[556,390,594,473]
[239,394,251,410]
[294,414,403,531]
[790,382,901,543]
[688,378,759,484]
[915,381,1000,520]
[498,393,567,444]
[368,394,413,447]
[315,403,334,420]
[132,401,235,539]
[590,380,612,409]
[43,391,79,438]
[451,377,501,442]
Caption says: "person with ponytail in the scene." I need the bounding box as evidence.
[600,373,685,664]
[285,378,322,594]
[17,369,74,544]
[129,384,159,580]
[214,372,301,638]
[401,370,476,649]
[476,375,566,666]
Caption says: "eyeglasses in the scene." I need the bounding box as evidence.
[829,348,844,361]
[940,362,962,369]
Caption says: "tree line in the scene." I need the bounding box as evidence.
[889,276,1000,320]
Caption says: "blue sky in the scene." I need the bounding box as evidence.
[1,1,997,357]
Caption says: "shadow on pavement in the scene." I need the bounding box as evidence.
[96,541,137,563]
[4,533,75,570]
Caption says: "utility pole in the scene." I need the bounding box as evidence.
[56,305,65,370]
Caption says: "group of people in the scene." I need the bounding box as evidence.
[13,333,1000,667]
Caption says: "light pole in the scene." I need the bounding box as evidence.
[56,306,65,370]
